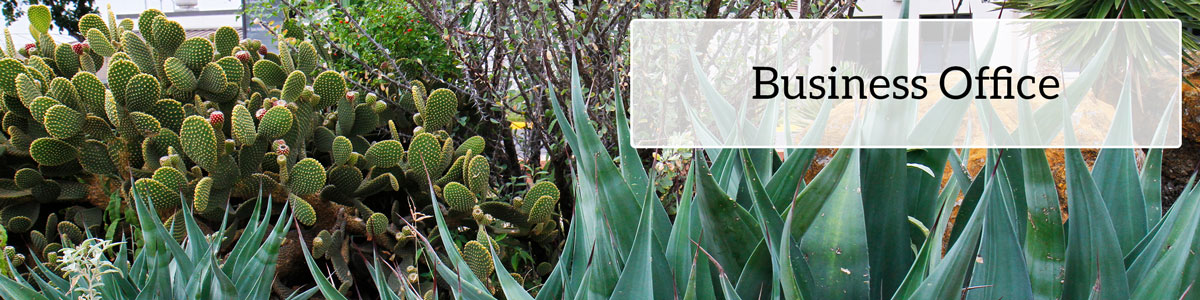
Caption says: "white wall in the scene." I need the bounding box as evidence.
[852,0,1026,19]
[5,0,243,45]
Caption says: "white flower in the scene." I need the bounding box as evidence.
[58,238,124,300]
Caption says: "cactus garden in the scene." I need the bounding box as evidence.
[0,0,1194,299]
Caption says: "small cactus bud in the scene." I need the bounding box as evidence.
[407,272,419,284]
[274,139,289,155]
[274,99,287,108]
[406,265,418,273]
[71,42,89,55]
[345,91,357,102]
[23,43,36,53]
[372,100,387,113]
[235,50,251,63]
[255,108,267,120]
[209,111,225,127]
[365,93,378,103]
[258,44,268,55]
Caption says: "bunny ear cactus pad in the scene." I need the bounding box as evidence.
[527,195,556,224]
[0,58,24,96]
[466,155,490,197]
[43,104,83,139]
[134,178,179,211]
[78,14,108,37]
[30,138,77,166]
[193,176,213,211]
[456,136,485,158]
[176,37,214,73]
[366,212,387,236]
[289,193,316,226]
[14,168,43,189]
[152,166,186,191]
[443,182,477,213]
[281,71,306,102]
[125,74,161,112]
[295,41,319,75]
[214,26,239,56]
[153,16,185,56]
[85,28,115,57]
[311,71,346,109]
[331,136,352,166]
[197,63,227,94]
[405,133,443,180]
[71,72,105,115]
[253,60,286,88]
[258,106,294,140]
[180,116,218,170]
[27,5,50,33]
[422,89,457,131]
[522,181,560,213]
[121,32,156,74]
[231,104,257,144]
[462,241,494,278]
[164,57,197,93]
[411,80,427,112]
[289,158,326,196]
[54,43,79,76]
[364,140,404,169]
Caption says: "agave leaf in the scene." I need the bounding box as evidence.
[1091,148,1147,254]
[893,175,962,299]
[764,149,816,210]
[1019,149,1066,300]
[611,183,673,300]
[295,225,349,300]
[486,238,534,300]
[693,153,763,281]
[1140,148,1163,227]
[1061,148,1130,299]
[860,148,913,298]
[799,151,869,299]
[1130,183,1200,298]
[778,148,855,300]
[905,176,989,300]
[966,161,1034,299]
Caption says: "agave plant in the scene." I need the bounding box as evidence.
[300,59,1200,300]
[0,184,311,299]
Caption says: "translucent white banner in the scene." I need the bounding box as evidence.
[628,20,1181,148]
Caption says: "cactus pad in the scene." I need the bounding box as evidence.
[406,133,442,179]
[461,241,494,278]
[153,17,185,56]
[253,59,285,88]
[214,26,239,56]
[331,136,352,166]
[312,71,345,111]
[258,106,293,140]
[366,212,387,236]
[527,195,556,224]
[443,182,477,213]
[193,176,213,212]
[456,136,485,158]
[14,168,43,189]
[289,158,326,196]
[29,137,77,166]
[522,181,560,213]
[152,166,186,191]
[289,193,316,226]
[43,104,83,139]
[86,28,115,57]
[57,221,85,244]
[164,57,197,92]
[124,74,161,112]
[135,178,179,211]
[231,104,257,144]
[364,140,404,169]
[422,89,457,131]
[282,70,306,102]
[466,155,490,197]
[179,115,219,169]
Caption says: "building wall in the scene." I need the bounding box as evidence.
[852,0,1026,19]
